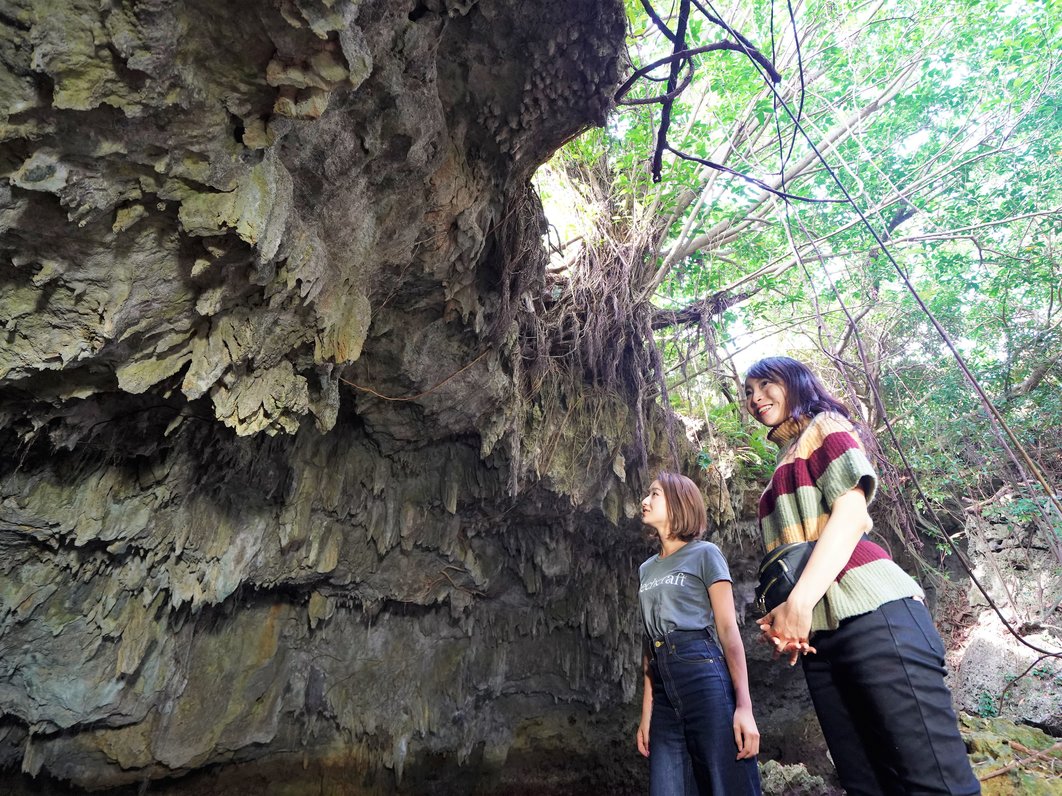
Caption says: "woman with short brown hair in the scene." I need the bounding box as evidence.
[636,471,762,795]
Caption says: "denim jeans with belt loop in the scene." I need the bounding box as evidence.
[648,628,762,796]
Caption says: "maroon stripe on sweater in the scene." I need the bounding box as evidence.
[806,430,862,483]
[758,431,864,518]
[836,539,892,581]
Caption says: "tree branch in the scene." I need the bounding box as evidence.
[690,0,782,82]
[664,60,920,262]
[618,59,697,106]
[650,0,692,182]
[622,0,784,183]
[650,290,755,330]
[1007,354,1062,399]
[666,145,847,204]
[640,0,680,44]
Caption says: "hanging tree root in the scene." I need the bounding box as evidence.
[491,181,682,487]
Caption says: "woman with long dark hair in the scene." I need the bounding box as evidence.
[636,471,762,795]
[745,356,979,795]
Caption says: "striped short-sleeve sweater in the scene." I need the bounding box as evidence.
[759,411,923,631]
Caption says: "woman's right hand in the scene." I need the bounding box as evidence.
[758,596,816,665]
[637,719,650,757]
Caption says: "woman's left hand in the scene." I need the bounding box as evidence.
[758,597,816,664]
[732,705,760,759]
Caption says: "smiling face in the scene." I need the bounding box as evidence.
[745,376,789,427]
[641,480,670,533]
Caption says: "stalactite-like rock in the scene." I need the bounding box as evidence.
[0,1,710,792]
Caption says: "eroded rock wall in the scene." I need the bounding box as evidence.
[0,1,668,791]
[2,419,648,791]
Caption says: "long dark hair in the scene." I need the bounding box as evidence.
[745,356,850,423]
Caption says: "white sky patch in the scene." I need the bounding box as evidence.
[999,0,1037,20]
[942,60,971,89]
[718,306,822,376]
[896,128,931,157]
[532,160,601,271]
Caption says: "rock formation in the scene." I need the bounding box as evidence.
[0,1,694,791]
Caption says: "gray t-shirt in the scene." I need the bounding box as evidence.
[639,540,732,640]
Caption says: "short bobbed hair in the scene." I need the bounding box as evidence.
[745,356,850,423]
[654,471,707,542]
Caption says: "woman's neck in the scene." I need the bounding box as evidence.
[658,533,688,558]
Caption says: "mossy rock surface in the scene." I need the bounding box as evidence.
[960,713,1062,795]
[759,759,840,796]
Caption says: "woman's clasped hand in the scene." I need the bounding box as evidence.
[757,595,816,666]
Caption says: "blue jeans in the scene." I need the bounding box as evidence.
[648,630,762,796]
[803,598,981,795]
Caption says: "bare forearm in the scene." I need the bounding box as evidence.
[641,653,653,719]
[708,581,755,709]
[722,636,756,708]
[636,650,653,757]
[719,628,754,709]
[788,489,871,610]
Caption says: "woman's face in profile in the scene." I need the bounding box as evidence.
[641,480,669,531]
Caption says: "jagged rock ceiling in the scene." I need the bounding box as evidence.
[0,0,690,792]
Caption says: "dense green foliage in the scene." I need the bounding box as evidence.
[537,0,1062,574]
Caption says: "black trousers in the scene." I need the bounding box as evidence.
[802,598,981,795]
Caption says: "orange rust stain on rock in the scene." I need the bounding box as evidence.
[255,603,284,662]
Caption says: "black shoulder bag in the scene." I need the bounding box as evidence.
[753,541,814,616]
